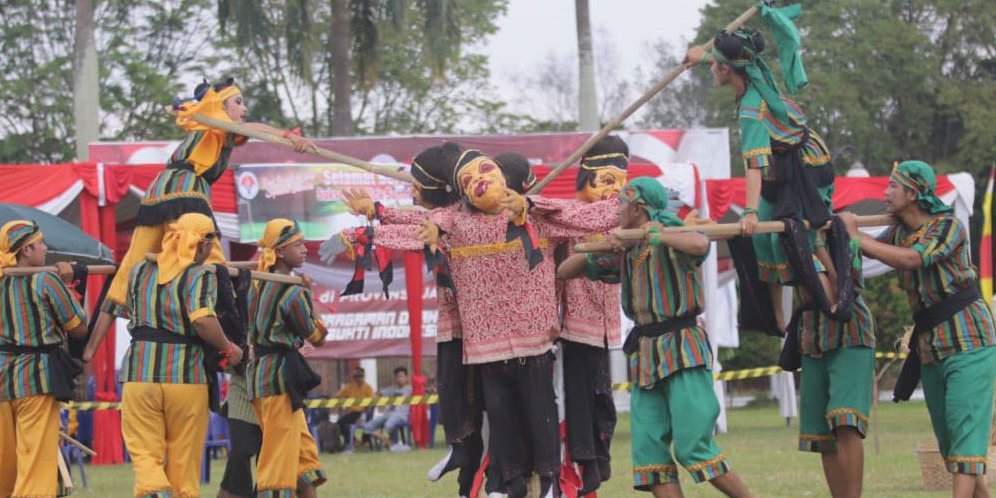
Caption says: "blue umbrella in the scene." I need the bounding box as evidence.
[0,203,114,265]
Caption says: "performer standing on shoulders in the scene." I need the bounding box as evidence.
[558,178,753,498]
[685,12,836,332]
[557,135,628,495]
[840,161,996,498]
[86,77,315,363]
[247,219,328,498]
[119,213,244,498]
[0,220,87,498]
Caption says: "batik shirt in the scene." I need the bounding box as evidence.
[119,262,216,384]
[798,239,876,355]
[878,214,996,363]
[378,206,463,343]
[558,235,622,349]
[0,273,85,400]
[342,198,618,364]
[246,280,324,400]
[585,239,712,388]
[739,88,832,180]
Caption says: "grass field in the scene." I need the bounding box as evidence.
[72,400,991,497]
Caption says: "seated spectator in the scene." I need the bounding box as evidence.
[363,367,412,451]
[336,366,374,449]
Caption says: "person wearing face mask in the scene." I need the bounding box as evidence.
[556,136,628,495]
[85,77,317,367]
[327,148,617,497]
[247,219,328,498]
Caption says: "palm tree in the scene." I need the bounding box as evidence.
[219,0,462,137]
[73,0,99,159]
[575,0,598,131]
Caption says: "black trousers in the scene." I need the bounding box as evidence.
[480,351,560,481]
[337,410,364,447]
[437,340,483,443]
[562,340,616,468]
[219,418,263,497]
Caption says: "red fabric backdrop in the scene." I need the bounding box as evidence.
[0,163,239,464]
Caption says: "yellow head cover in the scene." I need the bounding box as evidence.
[174,85,242,133]
[0,220,43,276]
[157,213,217,285]
[257,219,304,273]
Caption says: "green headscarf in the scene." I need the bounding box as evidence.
[618,177,683,228]
[709,3,808,124]
[890,160,953,215]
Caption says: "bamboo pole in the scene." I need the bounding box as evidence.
[2,264,116,277]
[574,214,896,253]
[143,254,305,285]
[57,450,73,492]
[184,113,413,184]
[59,431,98,457]
[526,5,759,194]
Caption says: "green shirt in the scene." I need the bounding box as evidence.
[738,88,832,180]
[799,239,876,355]
[247,280,321,400]
[879,215,996,363]
[0,273,85,400]
[120,262,217,384]
[585,241,712,388]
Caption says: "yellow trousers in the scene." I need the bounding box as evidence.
[0,395,61,498]
[251,394,326,496]
[122,383,208,498]
[106,223,225,313]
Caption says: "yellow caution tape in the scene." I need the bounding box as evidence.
[64,352,909,410]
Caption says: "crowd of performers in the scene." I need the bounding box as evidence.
[1,4,996,498]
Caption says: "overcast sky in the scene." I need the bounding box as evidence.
[478,0,709,110]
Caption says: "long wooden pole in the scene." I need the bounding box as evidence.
[526,5,759,194]
[2,265,117,277]
[59,431,98,457]
[186,113,413,184]
[574,214,896,253]
[144,254,304,285]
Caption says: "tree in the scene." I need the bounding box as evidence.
[665,0,996,177]
[0,0,223,163]
[73,0,99,160]
[217,0,482,137]
[575,0,598,131]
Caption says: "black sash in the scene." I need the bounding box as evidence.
[130,326,222,412]
[777,302,818,371]
[0,343,83,402]
[254,344,321,411]
[893,286,981,402]
[622,314,698,356]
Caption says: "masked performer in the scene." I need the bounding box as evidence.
[332,149,617,497]
[556,136,628,494]
[247,219,328,498]
[841,161,996,498]
[86,77,315,363]
[0,221,87,498]
[119,213,244,498]
[558,178,753,498]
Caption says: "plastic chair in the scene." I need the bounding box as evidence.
[200,412,231,483]
[60,444,87,488]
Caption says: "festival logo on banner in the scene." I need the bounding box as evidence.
[234,162,414,242]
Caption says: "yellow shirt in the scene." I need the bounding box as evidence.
[337,382,374,413]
